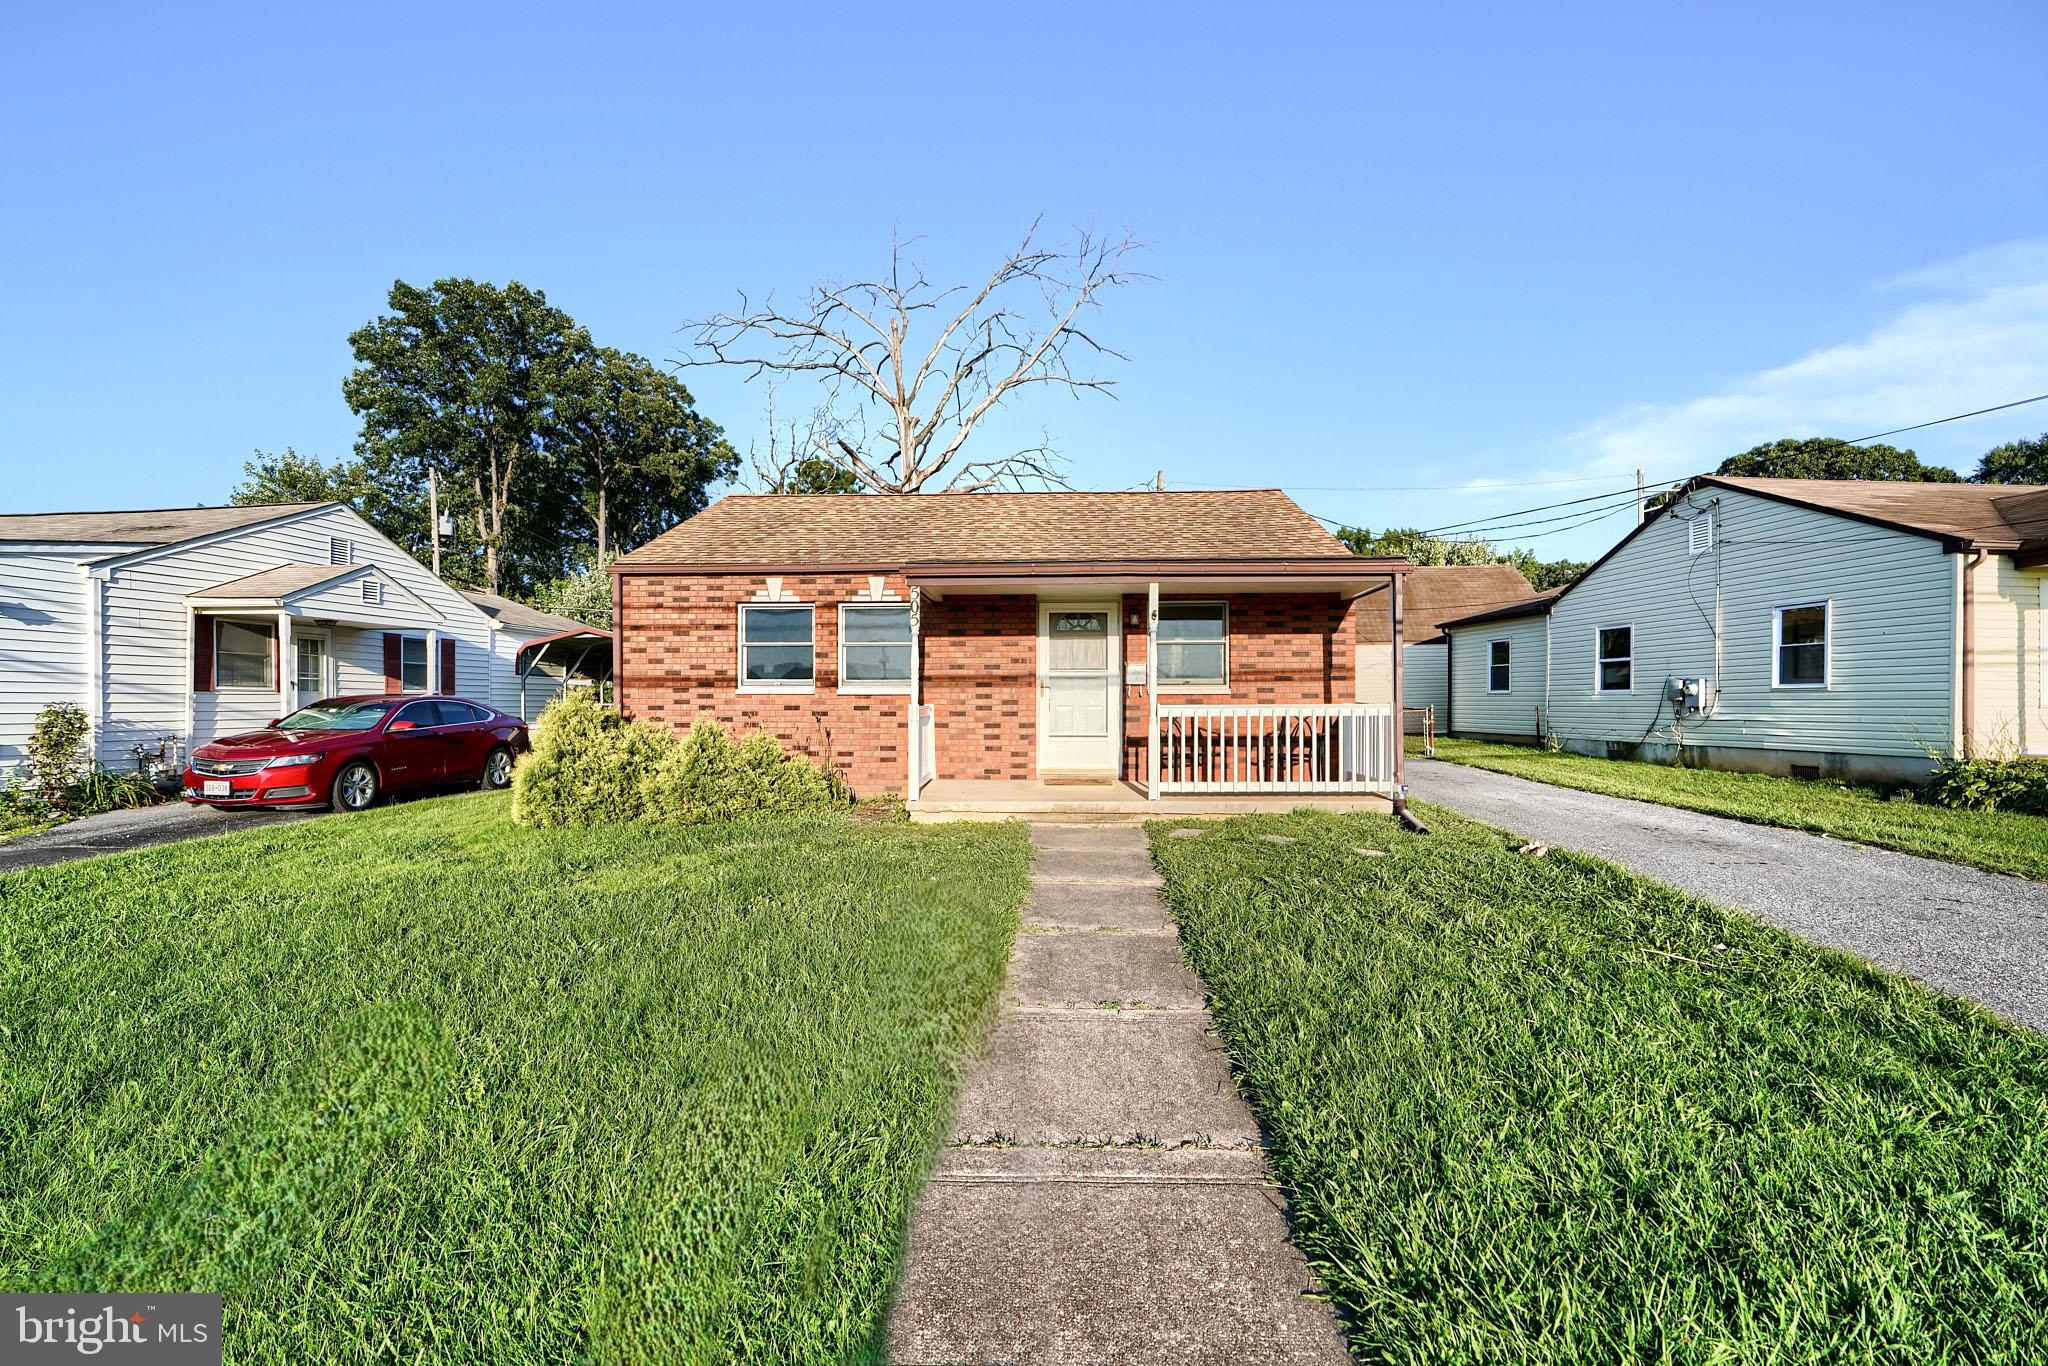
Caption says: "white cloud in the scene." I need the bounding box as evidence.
[1558,237,2048,485]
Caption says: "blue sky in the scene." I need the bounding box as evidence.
[4,1,2045,561]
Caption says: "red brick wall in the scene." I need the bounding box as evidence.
[619,575,1358,794]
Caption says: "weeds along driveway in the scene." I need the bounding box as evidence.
[1411,757,2048,1032]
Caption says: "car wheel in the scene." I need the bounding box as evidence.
[332,761,379,812]
[481,746,515,791]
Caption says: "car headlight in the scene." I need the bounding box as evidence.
[263,753,321,768]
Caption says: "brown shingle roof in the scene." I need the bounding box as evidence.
[0,503,331,546]
[1700,477,2048,551]
[1438,588,1565,631]
[1357,563,1536,644]
[461,589,594,636]
[191,564,360,600]
[612,489,1355,568]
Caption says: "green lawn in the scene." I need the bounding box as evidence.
[1149,808,2048,1364]
[0,793,1028,1364]
[1426,736,2048,881]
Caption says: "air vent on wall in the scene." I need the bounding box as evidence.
[360,578,383,605]
[1687,516,1713,556]
[330,536,354,565]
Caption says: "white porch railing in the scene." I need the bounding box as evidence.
[915,703,935,792]
[1155,703,1396,794]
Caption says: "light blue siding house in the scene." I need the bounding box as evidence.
[1441,476,2048,783]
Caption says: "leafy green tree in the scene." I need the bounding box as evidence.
[1973,432,2048,485]
[345,279,585,594]
[554,346,735,564]
[1515,555,1589,591]
[1338,526,1582,591]
[530,559,616,629]
[1714,437,1960,482]
[230,448,429,557]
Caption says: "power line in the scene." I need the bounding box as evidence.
[1419,481,1676,535]
[1841,392,2048,445]
[1422,491,1658,540]
[1168,471,1657,493]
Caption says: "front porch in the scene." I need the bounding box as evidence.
[909,776,1394,822]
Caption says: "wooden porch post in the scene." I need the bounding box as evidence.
[906,586,923,802]
[1146,581,1160,800]
[1390,572,1405,795]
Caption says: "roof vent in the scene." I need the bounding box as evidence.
[330,536,354,566]
[1687,516,1713,556]
[360,578,383,605]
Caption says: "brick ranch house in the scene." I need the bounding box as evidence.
[608,489,1416,815]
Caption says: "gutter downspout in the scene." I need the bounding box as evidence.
[1389,572,1427,833]
[1962,548,1986,759]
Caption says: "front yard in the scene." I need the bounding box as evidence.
[1150,808,2048,1363]
[0,793,1029,1363]
[1426,736,2048,881]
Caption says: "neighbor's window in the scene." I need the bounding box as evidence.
[215,620,276,689]
[839,604,913,690]
[400,635,429,692]
[1488,639,1511,692]
[740,605,815,689]
[1156,602,1228,687]
[1596,625,1633,693]
[1775,603,1828,687]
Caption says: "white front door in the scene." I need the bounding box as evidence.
[293,632,330,710]
[1037,602,1122,776]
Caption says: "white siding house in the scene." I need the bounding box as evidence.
[0,502,588,775]
[1441,476,2048,782]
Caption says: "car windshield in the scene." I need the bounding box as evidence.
[276,700,399,732]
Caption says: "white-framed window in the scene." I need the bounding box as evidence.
[1488,639,1511,693]
[1596,625,1633,694]
[1155,601,1229,688]
[739,604,815,692]
[329,536,355,566]
[1687,516,1713,556]
[399,635,430,693]
[838,603,913,692]
[215,619,276,690]
[1772,602,1829,688]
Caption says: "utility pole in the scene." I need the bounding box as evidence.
[1635,467,1646,525]
[1155,469,1164,492]
[427,467,442,576]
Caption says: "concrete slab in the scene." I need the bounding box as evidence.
[889,1147,1350,1365]
[1007,931,1206,1009]
[950,1011,1257,1148]
[1030,823,1153,853]
[1022,880,1174,930]
[1031,846,1164,885]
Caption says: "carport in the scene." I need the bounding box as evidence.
[515,627,613,720]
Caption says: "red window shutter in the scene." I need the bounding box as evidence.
[193,618,215,692]
[439,638,456,694]
[383,633,403,694]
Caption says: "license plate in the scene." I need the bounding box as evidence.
[202,780,231,798]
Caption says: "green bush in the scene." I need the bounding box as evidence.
[513,691,849,827]
[1926,756,2048,816]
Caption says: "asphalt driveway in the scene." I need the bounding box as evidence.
[1409,757,2048,1033]
[0,802,320,874]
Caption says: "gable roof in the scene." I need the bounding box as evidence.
[191,564,361,600]
[461,589,593,636]
[1439,587,1565,631]
[612,490,1357,569]
[1358,563,1536,644]
[0,503,332,547]
[1696,476,2048,552]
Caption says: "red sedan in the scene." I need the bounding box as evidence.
[183,695,529,813]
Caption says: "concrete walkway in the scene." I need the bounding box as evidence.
[888,823,1350,1365]
[1412,757,2048,1032]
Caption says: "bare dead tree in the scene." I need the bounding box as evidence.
[686,220,1145,493]
[744,382,867,494]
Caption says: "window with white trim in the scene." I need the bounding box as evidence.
[215,620,276,690]
[399,635,429,692]
[1773,602,1828,688]
[1156,602,1228,687]
[1596,625,1633,694]
[739,605,815,690]
[838,604,912,691]
[1488,639,1511,693]
[330,536,355,566]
